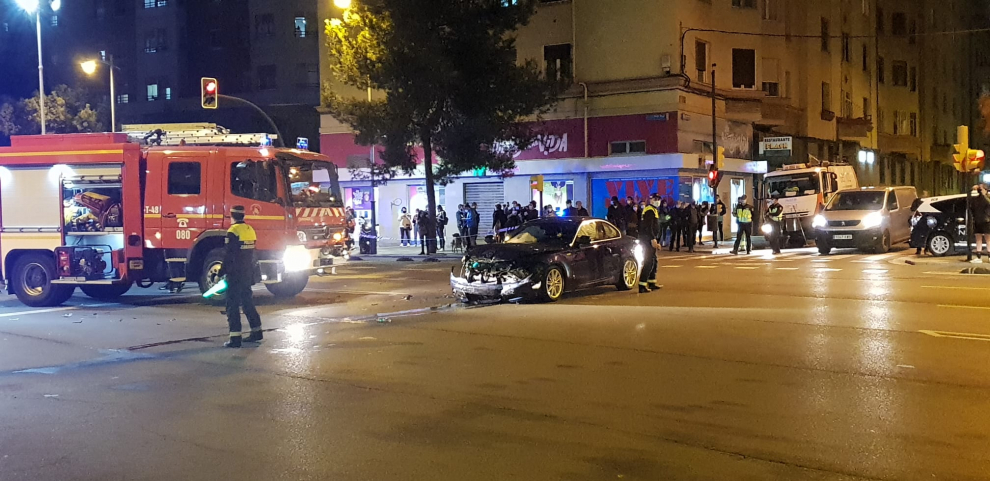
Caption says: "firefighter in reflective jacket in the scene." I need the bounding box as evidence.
[221,205,262,348]
[638,195,662,293]
[766,195,785,255]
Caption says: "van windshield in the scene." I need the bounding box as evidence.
[825,191,885,211]
[766,174,820,197]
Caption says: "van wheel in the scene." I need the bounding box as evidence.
[199,248,226,302]
[265,274,309,298]
[11,253,74,307]
[80,282,132,301]
[875,230,891,254]
[927,232,953,257]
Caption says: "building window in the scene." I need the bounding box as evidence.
[116,94,129,104]
[731,48,756,89]
[144,0,167,8]
[294,17,307,38]
[892,12,907,36]
[147,83,159,102]
[863,97,870,119]
[842,91,853,118]
[878,108,885,134]
[762,57,779,96]
[258,65,277,90]
[297,63,319,87]
[544,44,573,86]
[909,20,917,44]
[165,87,172,100]
[50,15,58,27]
[144,29,168,53]
[254,14,275,37]
[892,61,908,87]
[168,162,202,196]
[909,66,917,91]
[862,43,869,72]
[893,111,901,135]
[762,0,778,20]
[862,0,868,15]
[910,113,918,137]
[610,141,647,155]
[100,50,107,61]
[877,56,885,84]
[732,0,756,7]
[842,33,850,62]
[821,18,830,52]
[695,40,709,83]
[876,7,884,33]
[822,82,831,113]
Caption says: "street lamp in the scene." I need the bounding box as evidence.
[79,56,119,132]
[333,0,352,8]
[16,0,60,135]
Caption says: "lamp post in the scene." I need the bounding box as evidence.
[17,0,60,135]
[80,56,118,132]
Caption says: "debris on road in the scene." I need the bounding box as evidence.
[403,295,413,300]
[43,394,59,398]
[63,313,72,317]
[377,317,392,324]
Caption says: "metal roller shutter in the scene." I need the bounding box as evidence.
[463,182,504,237]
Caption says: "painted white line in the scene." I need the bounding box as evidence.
[735,266,759,270]
[696,266,717,269]
[937,304,990,311]
[0,303,114,319]
[922,285,990,290]
[775,267,799,271]
[816,268,842,272]
[920,329,990,341]
[660,265,682,268]
[862,269,888,274]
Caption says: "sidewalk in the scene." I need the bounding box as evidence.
[352,244,462,262]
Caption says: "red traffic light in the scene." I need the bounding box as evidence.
[206,81,216,93]
[708,170,716,181]
[201,77,218,109]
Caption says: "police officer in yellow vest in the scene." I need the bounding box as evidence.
[766,194,785,255]
[638,195,662,293]
[730,195,755,255]
[221,205,262,348]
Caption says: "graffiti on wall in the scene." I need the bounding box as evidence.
[719,121,753,159]
[590,177,679,218]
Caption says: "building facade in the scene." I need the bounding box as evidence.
[315,0,985,245]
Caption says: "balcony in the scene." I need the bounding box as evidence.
[837,116,873,139]
[878,133,921,155]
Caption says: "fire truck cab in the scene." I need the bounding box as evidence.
[0,127,349,307]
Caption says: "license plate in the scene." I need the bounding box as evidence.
[833,234,853,240]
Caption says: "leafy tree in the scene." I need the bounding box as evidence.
[323,0,559,252]
[15,85,106,135]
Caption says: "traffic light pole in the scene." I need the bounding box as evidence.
[711,64,717,181]
[966,171,973,262]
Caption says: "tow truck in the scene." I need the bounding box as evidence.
[0,124,350,307]
[763,159,859,246]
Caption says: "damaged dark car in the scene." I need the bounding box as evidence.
[451,218,643,303]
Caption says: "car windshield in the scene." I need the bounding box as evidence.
[504,222,579,245]
[766,174,820,197]
[281,155,343,208]
[826,191,885,211]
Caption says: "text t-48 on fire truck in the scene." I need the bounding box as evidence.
[0,129,350,307]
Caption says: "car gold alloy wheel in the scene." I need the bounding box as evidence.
[622,260,638,288]
[545,267,564,301]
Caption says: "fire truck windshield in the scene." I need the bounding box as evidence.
[282,156,343,208]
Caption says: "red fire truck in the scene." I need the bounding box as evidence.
[0,126,350,307]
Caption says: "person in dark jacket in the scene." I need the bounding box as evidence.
[657,198,670,247]
[416,209,431,255]
[492,204,508,242]
[524,201,539,222]
[697,201,710,246]
[467,203,480,246]
[436,206,448,251]
[607,196,624,232]
[624,196,639,236]
[706,200,720,248]
[575,201,590,217]
[970,184,990,263]
[668,201,683,251]
[638,195,662,293]
[220,205,262,348]
[683,200,700,253]
[714,195,727,246]
[562,200,577,217]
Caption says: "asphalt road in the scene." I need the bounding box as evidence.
[0,248,989,480]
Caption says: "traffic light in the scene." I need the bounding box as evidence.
[707,165,719,189]
[716,146,726,170]
[530,174,544,192]
[201,77,218,109]
[954,125,969,172]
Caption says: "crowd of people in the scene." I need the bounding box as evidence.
[606,195,729,253]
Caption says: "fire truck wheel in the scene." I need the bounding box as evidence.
[11,253,75,307]
[80,282,132,301]
[199,248,227,302]
[265,274,309,298]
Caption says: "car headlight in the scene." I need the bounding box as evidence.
[926,216,937,228]
[862,212,883,229]
[296,231,307,243]
[761,223,773,234]
[282,245,312,272]
[633,243,644,264]
[812,215,827,228]
[332,232,343,241]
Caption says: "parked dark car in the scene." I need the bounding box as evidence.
[450,217,642,302]
[909,194,968,256]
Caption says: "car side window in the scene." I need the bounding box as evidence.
[601,222,621,239]
[887,192,899,211]
[575,222,598,242]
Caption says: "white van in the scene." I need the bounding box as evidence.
[812,186,918,254]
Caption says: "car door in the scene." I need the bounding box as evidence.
[894,189,918,241]
[161,154,211,251]
[224,156,287,252]
[597,221,624,280]
[884,191,903,241]
[568,220,604,286]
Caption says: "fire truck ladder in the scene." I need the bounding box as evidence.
[121,123,277,147]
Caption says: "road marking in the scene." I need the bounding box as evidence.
[0,304,109,319]
[862,269,888,274]
[937,304,990,311]
[775,267,799,270]
[815,268,842,272]
[735,266,759,270]
[696,266,717,269]
[660,265,682,268]
[920,330,990,341]
[923,285,990,291]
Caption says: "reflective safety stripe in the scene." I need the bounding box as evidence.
[229,332,242,337]
[227,222,258,242]
[737,209,753,223]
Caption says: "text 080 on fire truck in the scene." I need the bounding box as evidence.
[0,127,350,307]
